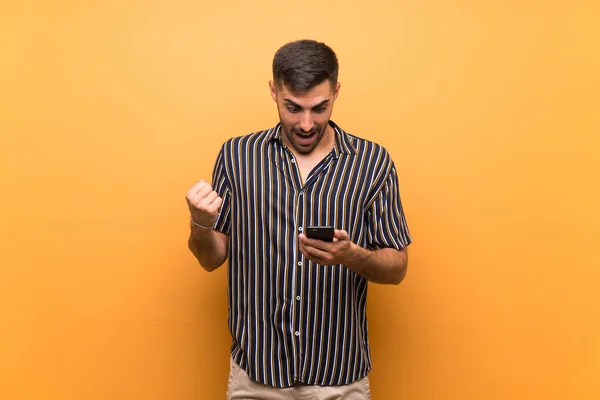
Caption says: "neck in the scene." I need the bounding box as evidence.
[312,123,335,155]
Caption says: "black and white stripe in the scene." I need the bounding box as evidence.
[211,120,411,388]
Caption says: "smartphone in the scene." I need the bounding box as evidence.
[304,226,335,242]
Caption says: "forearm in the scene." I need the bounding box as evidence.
[345,245,407,285]
[188,224,228,271]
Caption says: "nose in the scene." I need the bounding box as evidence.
[299,112,314,133]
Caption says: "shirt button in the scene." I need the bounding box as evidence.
[298,227,303,232]
[296,296,301,301]
[295,331,300,336]
[290,159,296,163]
[297,261,302,266]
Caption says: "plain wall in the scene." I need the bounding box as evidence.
[1,0,599,399]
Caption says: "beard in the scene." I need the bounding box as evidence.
[279,117,330,155]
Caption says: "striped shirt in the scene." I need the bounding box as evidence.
[211,120,412,388]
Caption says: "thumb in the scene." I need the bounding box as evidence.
[334,229,349,241]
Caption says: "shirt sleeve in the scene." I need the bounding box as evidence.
[365,162,412,250]
[211,144,232,235]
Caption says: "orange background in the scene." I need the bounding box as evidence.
[1,1,599,399]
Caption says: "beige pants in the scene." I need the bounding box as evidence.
[226,357,371,400]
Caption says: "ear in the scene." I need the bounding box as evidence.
[333,82,341,100]
[269,80,277,102]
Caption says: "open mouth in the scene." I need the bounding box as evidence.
[295,131,317,144]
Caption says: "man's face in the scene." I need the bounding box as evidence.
[270,80,340,155]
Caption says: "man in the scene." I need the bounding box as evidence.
[186,40,412,399]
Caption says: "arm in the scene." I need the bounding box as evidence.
[298,230,408,285]
[344,245,407,285]
[188,224,229,271]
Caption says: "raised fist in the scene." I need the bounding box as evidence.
[186,179,222,228]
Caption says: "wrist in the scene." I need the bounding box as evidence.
[345,243,368,274]
[190,217,214,230]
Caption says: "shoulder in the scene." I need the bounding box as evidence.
[350,133,389,155]
[341,129,393,169]
[219,126,278,155]
[332,121,390,159]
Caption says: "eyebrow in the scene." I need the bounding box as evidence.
[283,99,330,110]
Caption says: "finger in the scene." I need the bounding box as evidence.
[301,242,332,263]
[333,229,349,241]
[187,185,200,200]
[300,235,332,251]
[187,179,210,198]
[195,180,211,193]
[210,196,223,211]
[193,186,214,205]
[200,191,219,206]
[200,181,213,193]
[299,242,320,263]
[298,240,330,265]
[204,196,223,214]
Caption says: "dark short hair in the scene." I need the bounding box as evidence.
[272,40,339,94]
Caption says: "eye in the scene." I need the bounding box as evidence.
[313,107,326,113]
[287,108,300,114]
